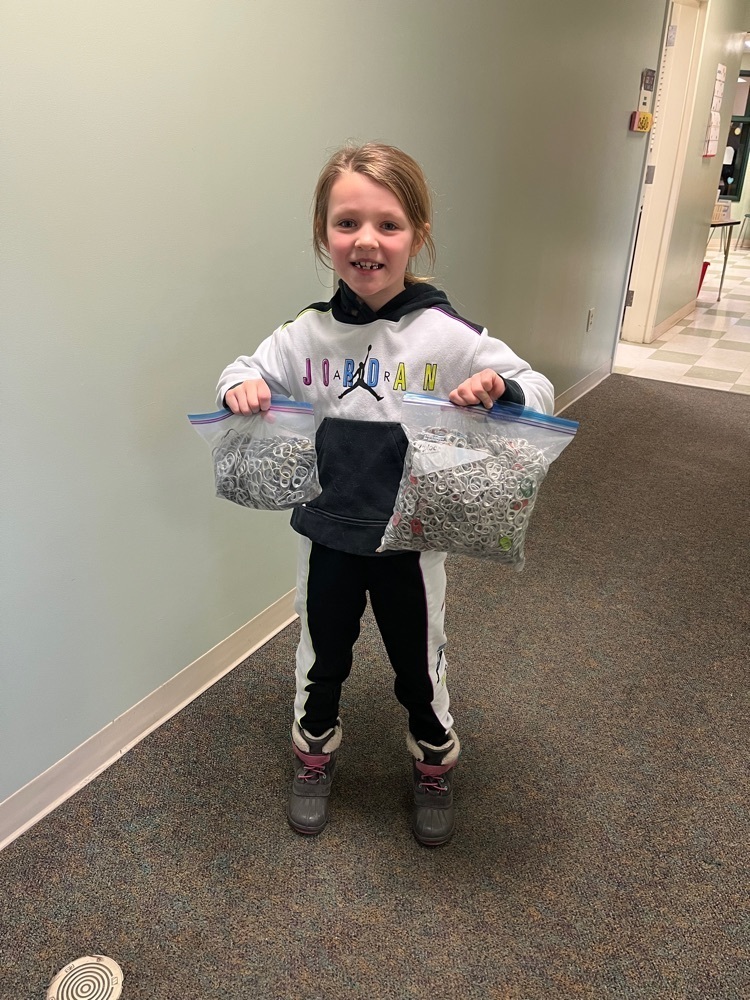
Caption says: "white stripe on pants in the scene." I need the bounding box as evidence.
[293,536,453,743]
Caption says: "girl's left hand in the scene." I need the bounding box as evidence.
[449,369,506,408]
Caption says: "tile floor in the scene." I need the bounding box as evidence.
[614,245,750,395]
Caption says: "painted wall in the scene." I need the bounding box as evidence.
[656,0,748,326]
[734,47,750,241]
[1,1,670,804]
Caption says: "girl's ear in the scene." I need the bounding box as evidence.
[411,221,430,257]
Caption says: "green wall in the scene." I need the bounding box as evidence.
[734,47,750,241]
[657,0,747,326]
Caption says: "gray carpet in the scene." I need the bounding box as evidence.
[1,375,748,1000]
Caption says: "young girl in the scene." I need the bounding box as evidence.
[217,143,553,846]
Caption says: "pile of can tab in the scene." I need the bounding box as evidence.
[212,429,319,510]
[380,425,550,568]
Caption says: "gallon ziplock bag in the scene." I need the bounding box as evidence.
[379,393,578,569]
[188,397,321,511]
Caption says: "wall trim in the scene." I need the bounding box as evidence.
[554,363,611,415]
[0,590,297,853]
[652,299,698,341]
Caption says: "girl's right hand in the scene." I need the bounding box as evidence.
[225,378,272,414]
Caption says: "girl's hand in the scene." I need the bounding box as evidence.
[449,369,505,408]
[225,378,272,414]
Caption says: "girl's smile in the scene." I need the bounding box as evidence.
[325,170,425,312]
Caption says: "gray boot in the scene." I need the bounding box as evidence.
[408,729,460,847]
[287,721,341,836]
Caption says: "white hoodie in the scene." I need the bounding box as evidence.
[217,281,554,555]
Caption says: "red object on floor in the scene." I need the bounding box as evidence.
[698,261,710,293]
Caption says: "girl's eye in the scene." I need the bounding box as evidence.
[337,220,356,229]
[381,222,399,231]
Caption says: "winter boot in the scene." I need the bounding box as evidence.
[287,720,341,836]
[407,729,460,847]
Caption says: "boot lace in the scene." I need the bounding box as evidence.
[298,763,328,783]
[418,774,448,795]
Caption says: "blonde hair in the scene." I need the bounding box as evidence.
[312,141,436,285]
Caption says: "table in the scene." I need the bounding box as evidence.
[708,219,740,301]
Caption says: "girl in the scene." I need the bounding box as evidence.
[217,142,553,846]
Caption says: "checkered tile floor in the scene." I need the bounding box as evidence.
[614,246,750,395]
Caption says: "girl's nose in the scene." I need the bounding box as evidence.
[355,226,378,249]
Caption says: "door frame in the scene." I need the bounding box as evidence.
[619,0,708,345]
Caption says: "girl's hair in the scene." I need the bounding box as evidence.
[312,141,436,285]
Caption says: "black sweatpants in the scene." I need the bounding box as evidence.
[293,537,453,746]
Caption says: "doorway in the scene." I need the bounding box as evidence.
[620,0,706,344]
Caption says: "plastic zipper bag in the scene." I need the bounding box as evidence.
[188,397,321,510]
[379,392,578,569]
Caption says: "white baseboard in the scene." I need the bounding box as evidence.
[619,300,698,346]
[0,590,297,853]
[651,300,697,342]
[554,362,611,416]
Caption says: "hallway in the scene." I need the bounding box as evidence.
[614,246,750,394]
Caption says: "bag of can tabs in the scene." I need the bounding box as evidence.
[188,397,321,511]
[379,392,578,570]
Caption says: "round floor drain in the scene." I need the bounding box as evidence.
[47,955,123,1000]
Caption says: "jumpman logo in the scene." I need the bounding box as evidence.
[338,344,384,401]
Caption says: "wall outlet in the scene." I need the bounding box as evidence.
[586,308,595,332]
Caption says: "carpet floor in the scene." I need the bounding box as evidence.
[1,375,748,1000]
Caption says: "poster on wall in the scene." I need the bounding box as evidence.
[704,64,726,157]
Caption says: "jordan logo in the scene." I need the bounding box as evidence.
[338,345,384,401]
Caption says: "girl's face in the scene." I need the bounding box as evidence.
[324,170,426,312]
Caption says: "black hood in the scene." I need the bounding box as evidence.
[333,280,451,325]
